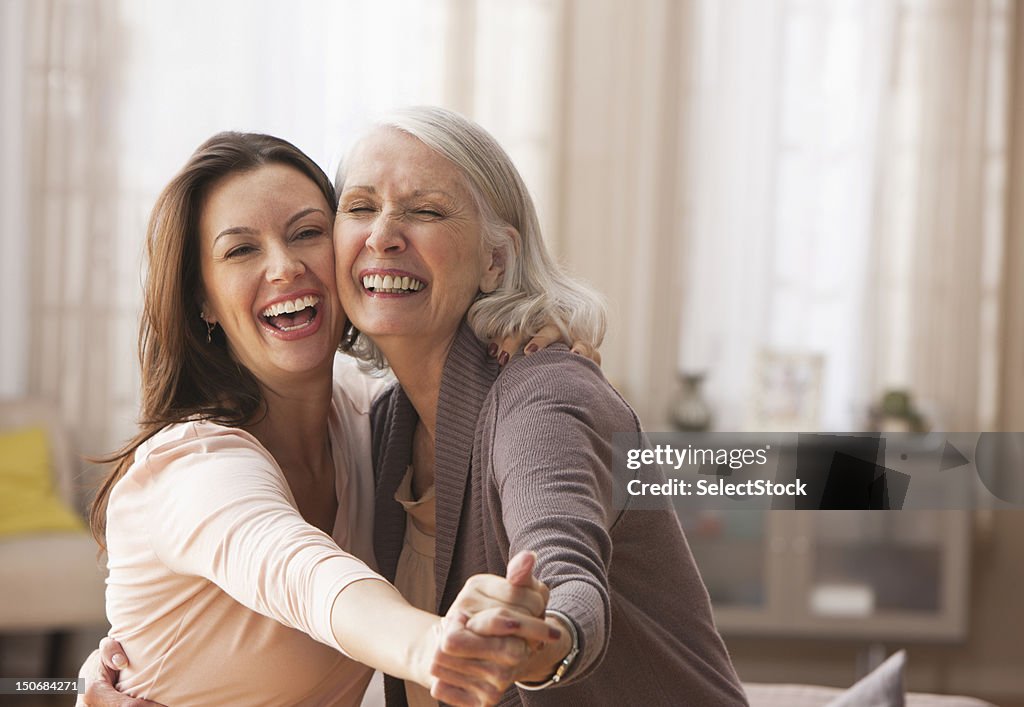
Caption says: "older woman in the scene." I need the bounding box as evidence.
[333,107,747,705]
[81,131,559,707]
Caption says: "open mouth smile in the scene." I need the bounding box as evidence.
[259,294,322,334]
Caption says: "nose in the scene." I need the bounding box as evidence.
[364,213,406,255]
[265,243,306,283]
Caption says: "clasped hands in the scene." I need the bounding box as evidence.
[78,550,568,707]
[426,550,572,705]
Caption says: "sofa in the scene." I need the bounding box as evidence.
[743,651,995,707]
[0,399,108,672]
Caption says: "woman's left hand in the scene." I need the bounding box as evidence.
[491,325,601,368]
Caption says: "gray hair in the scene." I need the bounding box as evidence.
[336,106,606,369]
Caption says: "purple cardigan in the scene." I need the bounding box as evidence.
[370,322,747,706]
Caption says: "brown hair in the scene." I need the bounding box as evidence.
[90,132,336,549]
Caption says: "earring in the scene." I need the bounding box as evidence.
[200,311,214,344]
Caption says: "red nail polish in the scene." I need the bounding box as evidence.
[487,343,499,357]
[524,343,538,354]
[506,619,522,630]
[498,351,510,367]
[548,627,561,640]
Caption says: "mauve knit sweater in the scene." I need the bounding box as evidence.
[371,322,747,706]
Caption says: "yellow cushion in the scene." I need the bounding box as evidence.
[0,425,85,537]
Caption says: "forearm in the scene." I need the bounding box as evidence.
[493,360,625,680]
[329,577,438,687]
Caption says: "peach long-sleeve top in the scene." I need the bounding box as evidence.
[104,358,390,706]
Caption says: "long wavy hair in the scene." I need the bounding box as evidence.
[90,132,337,550]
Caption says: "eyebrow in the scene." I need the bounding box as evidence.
[341,186,456,200]
[213,207,327,247]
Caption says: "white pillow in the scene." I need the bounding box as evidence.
[827,650,906,707]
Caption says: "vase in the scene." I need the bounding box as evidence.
[671,372,713,431]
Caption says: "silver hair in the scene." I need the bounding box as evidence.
[336,106,606,369]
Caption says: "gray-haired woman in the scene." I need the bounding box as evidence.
[334,106,747,706]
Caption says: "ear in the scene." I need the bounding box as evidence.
[479,227,519,294]
[197,296,217,325]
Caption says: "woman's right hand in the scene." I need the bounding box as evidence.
[428,551,557,705]
[76,637,163,707]
[493,324,601,367]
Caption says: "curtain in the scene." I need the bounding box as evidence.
[867,0,1012,431]
[7,0,123,507]
[0,0,30,398]
[1002,0,1024,432]
[551,0,1013,432]
[551,0,694,427]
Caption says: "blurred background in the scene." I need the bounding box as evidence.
[1,0,1022,704]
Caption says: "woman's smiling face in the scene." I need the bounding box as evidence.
[198,163,342,386]
[334,128,504,353]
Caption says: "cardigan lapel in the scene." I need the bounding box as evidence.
[433,321,500,612]
[373,385,417,582]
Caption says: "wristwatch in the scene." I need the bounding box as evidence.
[515,609,580,691]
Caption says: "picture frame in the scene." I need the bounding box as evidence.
[749,350,825,432]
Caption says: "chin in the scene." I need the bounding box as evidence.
[349,311,419,338]
[270,346,336,375]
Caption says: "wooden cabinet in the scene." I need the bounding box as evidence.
[681,508,970,641]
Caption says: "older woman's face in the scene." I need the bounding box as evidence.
[335,128,504,351]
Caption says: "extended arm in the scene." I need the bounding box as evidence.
[487,353,624,684]
[80,552,551,707]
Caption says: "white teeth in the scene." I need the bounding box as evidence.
[362,273,425,293]
[261,295,321,318]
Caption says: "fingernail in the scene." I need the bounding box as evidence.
[112,653,126,668]
[505,619,522,630]
[498,351,510,367]
[524,343,538,354]
[548,627,561,641]
[487,343,499,357]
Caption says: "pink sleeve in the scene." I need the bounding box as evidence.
[141,425,384,655]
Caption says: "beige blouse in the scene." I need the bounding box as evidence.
[393,466,439,707]
[104,357,389,706]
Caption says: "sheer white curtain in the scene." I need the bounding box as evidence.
[5,0,123,509]
[551,0,693,427]
[678,0,900,431]
[0,0,31,398]
[551,0,1013,431]
[867,0,1012,431]
[1003,2,1024,432]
